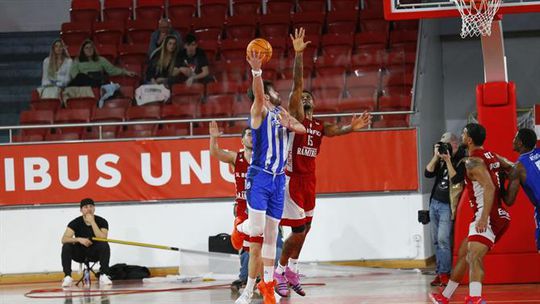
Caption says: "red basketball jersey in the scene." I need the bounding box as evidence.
[464,148,508,220]
[234,150,249,218]
[286,118,325,175]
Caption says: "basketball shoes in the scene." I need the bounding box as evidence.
[465,295,487,304]
[257,280,277,304]
[284,267,305,296]
[429,292,449,304]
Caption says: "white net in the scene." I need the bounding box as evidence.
[452,0,503,38]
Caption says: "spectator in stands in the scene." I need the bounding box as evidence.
[61,198,112,288]
[424,132,466,287]
[148,18,182,58]
[69,39,136,88]
[177,33,211,85]
[145,35,181,88]
[38,39,72,99]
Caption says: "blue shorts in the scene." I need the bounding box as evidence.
[246,166,285,220]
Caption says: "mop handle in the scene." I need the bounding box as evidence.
[92,237,179,251]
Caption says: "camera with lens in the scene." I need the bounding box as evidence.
[437,141,452,155]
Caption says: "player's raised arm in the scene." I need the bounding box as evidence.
[288,27,311,121]
[247,51,266,129]
[323,111,372,137]
[466,157,495,233]
[209,121,237,165]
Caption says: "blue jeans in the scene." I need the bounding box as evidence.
[239,229,284,281]
[430,198,453,275]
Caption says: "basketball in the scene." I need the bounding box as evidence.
[246,38,272,64]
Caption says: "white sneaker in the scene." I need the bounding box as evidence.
[235,291,253,304]
[61,275,73,287]
[99,274,112,285]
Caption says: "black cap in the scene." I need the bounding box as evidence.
[80,198,95,208]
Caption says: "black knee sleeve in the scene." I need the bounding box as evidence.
[291,225,306,234]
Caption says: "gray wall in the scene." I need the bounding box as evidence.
[0,0,69,32]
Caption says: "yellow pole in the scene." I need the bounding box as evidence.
[92,237,179,251]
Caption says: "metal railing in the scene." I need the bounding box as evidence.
[0,110,415,145]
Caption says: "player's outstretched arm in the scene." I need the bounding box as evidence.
[279,106,306,134]
[496,154,515,172]
[288,27,310,121]
[247,51,266,129]
[323,111,372,137]
[502,162,525,206]
[466,157,495,233]
[209,121,237,165]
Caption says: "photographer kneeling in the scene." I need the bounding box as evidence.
[425,132,466,286]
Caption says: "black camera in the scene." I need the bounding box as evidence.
[437,141,452,155]
[418,210,430,225]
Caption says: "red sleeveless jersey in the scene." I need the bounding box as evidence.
[464,148,508,219]
[234,150,249,219]
[286,117,325,176]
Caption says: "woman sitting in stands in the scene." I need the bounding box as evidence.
[69,39,136,88]
[145,35,181,88]
[38,39,72,98]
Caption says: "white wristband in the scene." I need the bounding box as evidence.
[251,69,262,78]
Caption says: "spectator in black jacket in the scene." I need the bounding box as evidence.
[425,132,466,287]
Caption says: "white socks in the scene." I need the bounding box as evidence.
[442,280,459,299]
[469,281,482,297]
[263,266,274,282]
[288,258,299,273]
[245,277,256,293]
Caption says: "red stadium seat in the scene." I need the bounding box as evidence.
[70,0,100,23]
[390,30,418,46]
[94,21,125,46]
[321,33,354,57]
[224,120,249,134]
[359,19,390,32]
[118,43,147,66]
[96,44,118,63]
[197,40,219,63]
[211,60,247,83]
[19,110,54,136]
[192,18,224,41]
[30,99,62,113]
[54,108,91,134]
[103,0,133,23]
[297,0,327,12]
[281,58,314,79]
[378,94,412,111]
[65,97,97,114]
[233,97,252,116]
[338,97,376,112]
[351,49,385,70]
[393,20,419,31]
[117,129,154,138]
[225,15,257,40]
[259,14,291,39]
[385,48,417,67]
[311,75,346,100]
[135,0,164,22]
[232,0,261,16]
[12,134,44,143]
[91,107,126,133]
[346,73,380,90]
[45,133,81,141]
[171,83,204,104]
[125,104,161,131]
[266,36,288,60]
[61,22,92,49]
[171,18,193,37]
[266,0,294,14]
[155,127,190,137]
[102,98,132,109]
[169,0,197,22]
[200,0,229,19]
[315,54,350,77]
[220,38,252,61]
[110,63,142,87]
[160,103,197,134]
[82,130,117,139]
[201,95,235,117]
[126,20,155,44]
[354,32,388,51]
[330,0,359,11]
[359,7,384,20]
[292,12,325,36]
[326,11,357,34]
[206,81,241,96]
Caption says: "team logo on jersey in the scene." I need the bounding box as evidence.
[245,179,251,190]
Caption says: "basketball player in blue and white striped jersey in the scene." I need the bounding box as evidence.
[235,51,306,304]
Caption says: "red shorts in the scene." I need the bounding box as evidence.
[281,174,316,227]
[468,208,510,249]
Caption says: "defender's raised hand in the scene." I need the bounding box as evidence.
[290,27,311,53]
[350,111,372,131]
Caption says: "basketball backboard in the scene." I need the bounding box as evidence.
[383,0,540,20]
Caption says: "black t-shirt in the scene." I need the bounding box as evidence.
[68,216,109,239]
[177,48,209,75]
[432,165,451,204]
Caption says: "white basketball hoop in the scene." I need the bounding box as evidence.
[452,0,503,38]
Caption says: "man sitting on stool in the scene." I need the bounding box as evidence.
[61,198,112,287]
